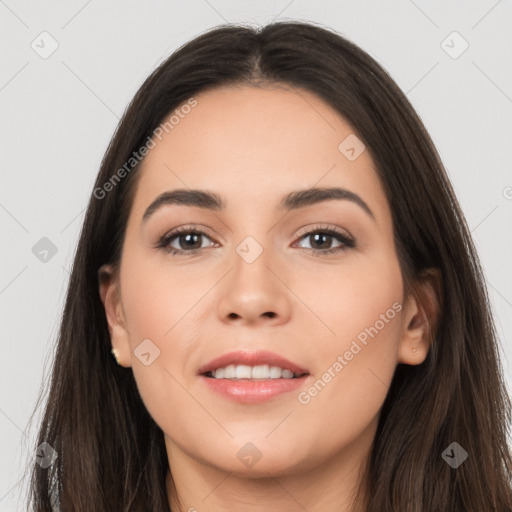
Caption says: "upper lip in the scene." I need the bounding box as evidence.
[198,350,309,376]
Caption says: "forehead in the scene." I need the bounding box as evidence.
[129,84,390,226]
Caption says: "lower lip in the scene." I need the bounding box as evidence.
[200,374,309,404]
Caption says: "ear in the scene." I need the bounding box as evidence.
[98,264,132,367]
[398,268,442,365]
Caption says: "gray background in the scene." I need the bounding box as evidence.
[1,1,511,509]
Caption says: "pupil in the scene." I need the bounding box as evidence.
[311,233,331,249]
[181,233,201,249]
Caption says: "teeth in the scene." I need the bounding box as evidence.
[211,364,298,380]
[223,365,236,379]
[251,364,270,379]
[269,366,282,378]
[235,365,252,379]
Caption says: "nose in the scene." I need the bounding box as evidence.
[216,246,292,327]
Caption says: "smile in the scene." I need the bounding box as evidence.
[204,364,305,380]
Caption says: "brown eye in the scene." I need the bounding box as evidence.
[294,227,355,256]
[299,232,340,251]
[172,232,205,251]
[156,227,217,255]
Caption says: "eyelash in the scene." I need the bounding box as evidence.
[155,224,356,257]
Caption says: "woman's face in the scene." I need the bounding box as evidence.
[101,84,426,480]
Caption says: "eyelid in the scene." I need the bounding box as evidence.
[158,223,352,241]
[293,223,354,243]
[160,224,218,242]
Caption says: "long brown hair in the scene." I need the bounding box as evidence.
[25,21,512,511]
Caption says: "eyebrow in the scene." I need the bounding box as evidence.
[142,187,375,222]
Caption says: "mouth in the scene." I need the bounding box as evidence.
[197,350,310,403]
[198,349,310,380]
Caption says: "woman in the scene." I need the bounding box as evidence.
[26,21,512,511]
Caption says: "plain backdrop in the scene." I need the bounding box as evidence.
[1,1,511,510]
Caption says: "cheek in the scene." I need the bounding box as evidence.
[120,249,210,345]
[117,250,211,418]
[290,252,403,419]
[289,247,403,351]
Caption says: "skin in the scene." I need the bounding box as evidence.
[99,84,440,512]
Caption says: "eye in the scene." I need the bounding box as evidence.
[293,225,355,255]
[155,224,355,257]
[156,226,217,256]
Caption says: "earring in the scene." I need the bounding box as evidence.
[412,347,419,354]
[111,347,121,365]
